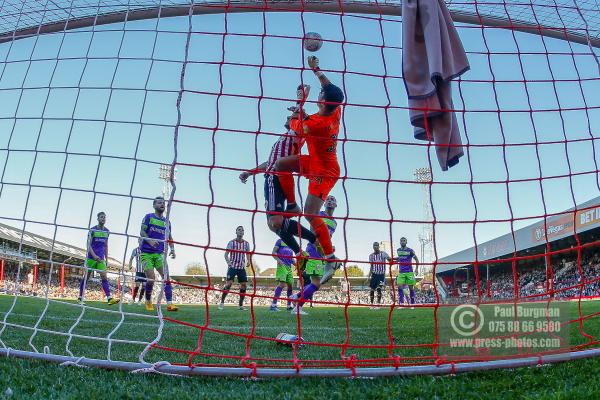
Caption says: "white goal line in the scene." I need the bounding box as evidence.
[0,311,375,333]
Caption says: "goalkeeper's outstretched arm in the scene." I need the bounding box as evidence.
[308,56,331,87]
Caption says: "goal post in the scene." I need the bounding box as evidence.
[1,1,598,46]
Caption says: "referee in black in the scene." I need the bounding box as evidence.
[367,242,391,309]
[129,246,146,305]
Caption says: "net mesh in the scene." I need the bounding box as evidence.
[0,0,599,376]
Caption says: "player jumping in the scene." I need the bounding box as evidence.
[290,195,338,315]
[220,226,251,310]
[269,239,294,311]
[140,196,178,312]
[79,211,119,305]
[239,85,320,270]
[128,246,145,305]
[367,242,391,309]
[396,237,419,309]
[273,55,344,287]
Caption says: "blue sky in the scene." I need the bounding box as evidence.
[0,10,598,276]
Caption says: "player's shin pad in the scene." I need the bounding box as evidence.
[278,172,296,204]
[276,224,301,254]
[310,218,333,256]
[285,219,316,243]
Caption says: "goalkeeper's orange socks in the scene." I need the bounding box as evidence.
[278,173,296,206]
[309,217,333,257]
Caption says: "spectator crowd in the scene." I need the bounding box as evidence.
[2,252,600,307]
[443,252,600,303]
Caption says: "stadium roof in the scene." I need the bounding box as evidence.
[0,0,598,47]
[0,221,119,265]
[437,195,600,274]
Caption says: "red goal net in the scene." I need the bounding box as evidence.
[0,0,599,377]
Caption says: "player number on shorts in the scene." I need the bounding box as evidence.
[326,134,338,153]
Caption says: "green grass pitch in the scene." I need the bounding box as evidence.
[1,295,600,399]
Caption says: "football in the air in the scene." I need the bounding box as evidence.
[304,32,323,52]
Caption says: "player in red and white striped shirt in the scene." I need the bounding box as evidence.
[219,226,251,310]
[367,242,391,309]
[239,85,309,211]
[265,122,304,175]
[238,85,322,270]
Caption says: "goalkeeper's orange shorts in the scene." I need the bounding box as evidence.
[299,155,338,201]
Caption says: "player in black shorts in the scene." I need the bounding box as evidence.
[219,226,251,310]
[367,242,391,309]
[128,247,145,305]
[238,87,323,271]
